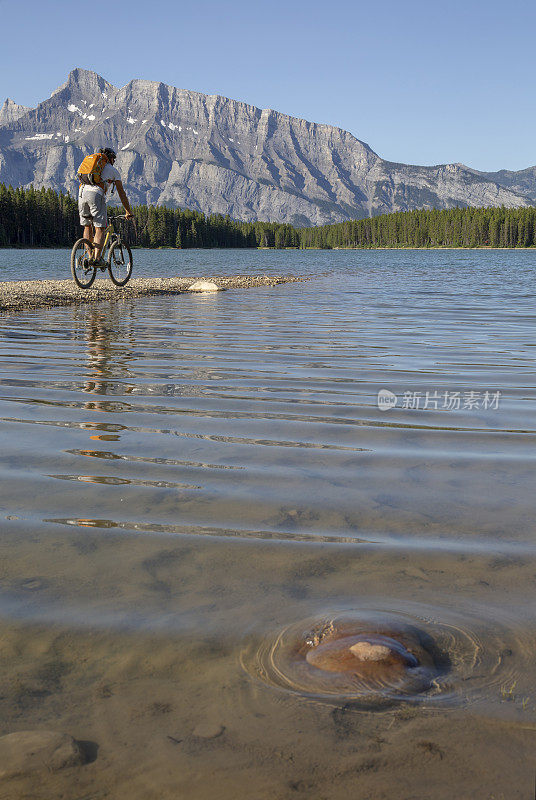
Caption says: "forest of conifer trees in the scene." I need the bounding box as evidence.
[2,182,536,250]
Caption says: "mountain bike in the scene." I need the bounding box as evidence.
[71,215,134,289]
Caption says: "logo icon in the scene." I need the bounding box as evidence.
[377,389,397,411]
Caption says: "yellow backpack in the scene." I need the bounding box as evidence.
[77,152,109,188]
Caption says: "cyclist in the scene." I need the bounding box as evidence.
[78,147,133,266]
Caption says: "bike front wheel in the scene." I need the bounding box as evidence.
[71,238,96,288]
[108,240,133,286]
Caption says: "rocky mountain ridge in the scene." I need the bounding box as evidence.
[0,68,534,226]
[0,99,32,126]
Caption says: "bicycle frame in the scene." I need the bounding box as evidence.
[87,220,117,253]
[101,225,114,253]
[86,215,127,261]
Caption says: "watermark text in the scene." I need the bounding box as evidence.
[377,389,501,412]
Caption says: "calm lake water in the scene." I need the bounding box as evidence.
[1,248,535,799]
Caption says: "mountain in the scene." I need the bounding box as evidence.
[0,68,534,226]
[0,99,32,125]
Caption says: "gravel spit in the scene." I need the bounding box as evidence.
[0,275,306,313]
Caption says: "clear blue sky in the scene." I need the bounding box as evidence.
[1,0,534,172]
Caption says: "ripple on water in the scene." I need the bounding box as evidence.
[241,607,534,712]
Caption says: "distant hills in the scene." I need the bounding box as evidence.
[1,68,535,226]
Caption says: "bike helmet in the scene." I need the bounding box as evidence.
[99,147,117,160]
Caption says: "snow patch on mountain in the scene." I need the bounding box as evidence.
[25,133,54,141]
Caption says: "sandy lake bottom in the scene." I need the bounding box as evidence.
[0,248,535,799]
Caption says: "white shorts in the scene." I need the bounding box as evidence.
[78,185,107,228]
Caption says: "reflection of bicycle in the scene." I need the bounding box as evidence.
[71,215,133,289]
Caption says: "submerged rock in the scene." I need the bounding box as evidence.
[349,641,393,661]
[306,631,420,677]
[192,722,225,739]
[245,611,451,707]
[0,730,85,780]
[286,615,439,700]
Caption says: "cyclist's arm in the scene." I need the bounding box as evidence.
[114,181,133,218]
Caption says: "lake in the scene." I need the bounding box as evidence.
[1,248,535,799]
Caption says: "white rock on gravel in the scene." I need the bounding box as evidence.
[187,280,222,292]
[0,730,85,780]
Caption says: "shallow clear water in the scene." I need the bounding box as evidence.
[1,248,536,799]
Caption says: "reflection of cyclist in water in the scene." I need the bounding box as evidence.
[83,309,112,411]
[78,147,133,267]
[82,308,134,420]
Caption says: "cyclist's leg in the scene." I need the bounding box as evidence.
[90,192,108,260]
[79,188,94,252]
[83,224,94,250]
[93,226,106,260]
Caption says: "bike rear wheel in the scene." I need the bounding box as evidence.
[108,240,133,286]
[71,238,96,288]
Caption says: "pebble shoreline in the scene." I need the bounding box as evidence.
[0,275,306,313]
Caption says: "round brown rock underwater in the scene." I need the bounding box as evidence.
[243,608,505,708]
[270,613,443,703]
[306,633,419,681]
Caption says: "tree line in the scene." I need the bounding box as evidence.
[300,206,536,249]
[2,182,536,249]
